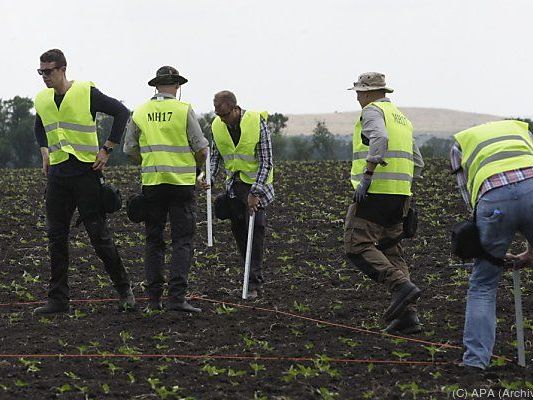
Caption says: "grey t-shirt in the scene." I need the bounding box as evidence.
[361,97,424,177]
[123,93,208,161]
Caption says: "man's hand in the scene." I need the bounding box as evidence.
[42,154,50,176]
[247,193,260,213]
[196,172,210,190]
[354,176,372,203]
[92,149,110,171]
[505,250,533,269]
[40,147,49,176]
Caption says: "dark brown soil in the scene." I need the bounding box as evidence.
[0,160,531,399]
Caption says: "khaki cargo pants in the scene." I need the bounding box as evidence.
[344,202,412,294]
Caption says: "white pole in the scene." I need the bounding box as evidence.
[242,212,256,299]
[206,147,213,247]
[512,269,526,367]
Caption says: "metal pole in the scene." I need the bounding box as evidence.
[242,211,255,299]
[512,269,526,367]
[206,147,213,247]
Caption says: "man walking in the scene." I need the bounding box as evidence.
[206,90,274,299]
[344,72,424,333]
[124,66,208,312]
[451,119,533,370]
[33,49,134,314]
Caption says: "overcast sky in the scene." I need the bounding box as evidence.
[1,0,532,117]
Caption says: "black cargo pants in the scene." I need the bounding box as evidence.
[45,171,131,305]
[143,184,196,302]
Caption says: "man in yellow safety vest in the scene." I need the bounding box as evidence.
[451,120,533,370]
[124,66,209,312]
[33,49,134,314]
[344,72,424,334]
[204,90,274,299]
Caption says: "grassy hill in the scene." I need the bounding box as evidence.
[285,107,503,138]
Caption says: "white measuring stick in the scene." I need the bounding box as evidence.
[242,211,256,299]
[206,147,213,247]
[512,269,526,367]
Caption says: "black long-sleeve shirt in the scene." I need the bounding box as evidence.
[34,86,129,177]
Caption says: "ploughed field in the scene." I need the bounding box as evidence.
[0,160,531,399]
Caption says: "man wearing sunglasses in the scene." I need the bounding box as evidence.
[200,91,274,300]
[33,48,134,314]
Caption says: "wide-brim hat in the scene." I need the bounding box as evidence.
[348,72,393,93]
[148,66,188,87]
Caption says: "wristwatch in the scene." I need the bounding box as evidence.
[363,167,374,176]
[102,145,114,154]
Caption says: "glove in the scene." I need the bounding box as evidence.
[353,176,372,203]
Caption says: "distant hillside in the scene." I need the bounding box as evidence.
[284,107,503,138]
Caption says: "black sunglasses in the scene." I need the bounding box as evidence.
[37,67,60,76]
[215,108,233,118]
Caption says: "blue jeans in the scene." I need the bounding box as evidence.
[463,178,533,368]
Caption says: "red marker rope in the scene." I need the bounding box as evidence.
[0,353,453,366]
[0,295,511,363]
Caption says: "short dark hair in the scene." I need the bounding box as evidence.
[214,90,237,107]
[40,49,67,68]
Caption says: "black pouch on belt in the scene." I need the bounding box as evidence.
[214,193,233,220]
[451,220,484,259]
[450,219,505,266]
[101,182,122,213]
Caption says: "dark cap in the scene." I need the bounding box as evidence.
[148,66,188,87]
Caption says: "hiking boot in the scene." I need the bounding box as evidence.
[118,288,136,312]
[459,362,485,371]
[34,301,70,315]
[384,310,422,334]
[383,281,421,322]
[166,300,202,313]
[146,298,163,311]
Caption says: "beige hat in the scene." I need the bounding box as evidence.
[348,72,394,93]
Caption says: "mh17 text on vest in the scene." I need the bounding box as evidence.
[147,112,173,122]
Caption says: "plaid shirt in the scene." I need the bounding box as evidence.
[210,108,275,207]
[450,141,533,212]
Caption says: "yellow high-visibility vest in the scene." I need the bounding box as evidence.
[211,110,273,185]
[455,120,533,207]
[351,102,414,195]
[34,81,98,165]
[132,97,196,186]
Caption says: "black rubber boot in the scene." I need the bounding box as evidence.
[166,300,202,313]
[384,309,422,334]
[118,288,136,312]
[383,281,421,322]
[146,298,163,311]
[34,301,70,315]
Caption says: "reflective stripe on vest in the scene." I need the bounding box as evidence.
[43,122,97,133]
[140,145,191,153]
[34,81,98,165]
[211,110,273,185]
[141,166,197,173]
[351,172,412,183]
[49,141,99,153]
[132,98,196,186]
[454,120,533,206]
[352,150,413,161]
[350,102,414,195]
